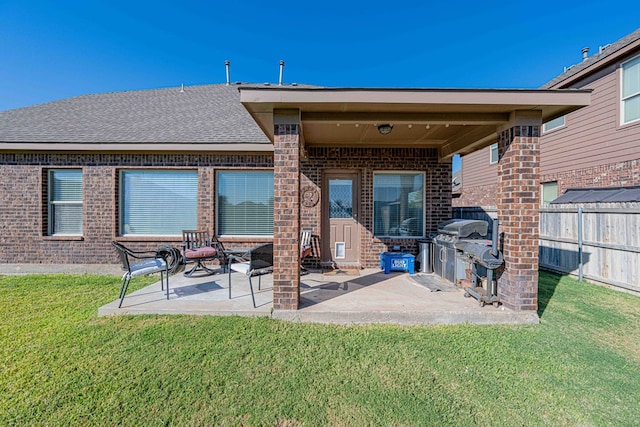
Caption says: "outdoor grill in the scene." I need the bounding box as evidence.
[433,218,504,307]
[432,219,488,284]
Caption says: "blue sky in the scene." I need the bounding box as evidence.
[1,1,639,170]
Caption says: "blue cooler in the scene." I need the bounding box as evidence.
[380,252,415,274]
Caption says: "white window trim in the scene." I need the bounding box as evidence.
[621,53,640,126]
[372,170,426,238]
[215,169,274,238]
[542,115,566,133]
[489,143,499,165]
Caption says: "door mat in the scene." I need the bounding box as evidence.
[410,274,458,292]
[323,268,361,276]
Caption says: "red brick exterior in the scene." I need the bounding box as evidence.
[301,147,451,268]
[456,158,640,208]
[273,123,301,310]
[496,125,540,311]
[452,183,498,208]
[0,153,273,264]
[541,159,640,195]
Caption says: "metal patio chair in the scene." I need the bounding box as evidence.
[181,230,222,277]
[112,241,170,308]
[227,243,273,308]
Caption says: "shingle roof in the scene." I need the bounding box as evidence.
[541,28,640,89]
[0,84,271,144]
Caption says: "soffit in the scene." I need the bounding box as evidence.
[240,88,591,160]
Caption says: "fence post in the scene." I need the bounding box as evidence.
[578,207,583,282]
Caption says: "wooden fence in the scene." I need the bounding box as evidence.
[453,204,640,293]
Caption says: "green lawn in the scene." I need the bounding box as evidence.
[1,272,639,426]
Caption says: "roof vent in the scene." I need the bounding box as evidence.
[225,60,230,85]
[599,44,611,54]
[279,60,285,86]
[582,47,589,61]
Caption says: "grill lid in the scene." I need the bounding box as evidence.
[436,219,488,238]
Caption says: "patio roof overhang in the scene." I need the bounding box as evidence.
[240,87,591,161]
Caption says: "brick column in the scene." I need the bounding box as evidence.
[272,110,301,310]
[496,111,542,311]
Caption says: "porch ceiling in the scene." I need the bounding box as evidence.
[239,87,591,161]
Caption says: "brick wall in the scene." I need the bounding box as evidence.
[541,158,640,195]
[452,183,498,208]
[0,153,273,264]
[496,125,540,311]
[302,147,451,268]
[273,123,301,310]
[455,158,640,209]
[0,148,452,271]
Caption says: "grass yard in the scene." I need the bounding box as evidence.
[1,272,639,426]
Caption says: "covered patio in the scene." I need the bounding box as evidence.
[239,87,591,315]
[98,269,539,325]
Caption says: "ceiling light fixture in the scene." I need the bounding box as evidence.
[377,124,393,135]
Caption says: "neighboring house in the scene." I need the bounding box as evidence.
[0,81,590,312]
[454,28,640,208]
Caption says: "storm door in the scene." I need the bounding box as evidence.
[322,172,360,265]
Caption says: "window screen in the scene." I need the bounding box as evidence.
[217,171,274,236]
[49,169,83,235]
[489,143,499,164]
[622,55,640,124]
[542,181,558,205]
[120,170,198,236]
[543,115,566,132]
[373,172,424,237]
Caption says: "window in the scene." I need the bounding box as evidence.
[543,115,566,133]
[120,170,198,236]
[48,169,83,235]
[489,143,499,164]
[217,171,273,236]
[622,55,640,124]
[542,181,558,206]
[373,172,424,237]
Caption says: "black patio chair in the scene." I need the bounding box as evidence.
[227,243,273,308]
[112,241,170,308]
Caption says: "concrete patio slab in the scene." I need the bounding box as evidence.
[98,268,540,325]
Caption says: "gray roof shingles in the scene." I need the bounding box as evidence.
[0,84,270,144]
[541,27,640,89]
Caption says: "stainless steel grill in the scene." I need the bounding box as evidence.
[433,219,488,284]
[433,218,504,307]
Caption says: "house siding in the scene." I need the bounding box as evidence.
[455,48,640,208]
[0,152,273,264]
[453,148,498,207]
[301,146,451,268]
[542,70,640,177]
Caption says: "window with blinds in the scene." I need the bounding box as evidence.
[373,172,424,237]
[120,170,198,236]
[49,169,83,235]
[217,171,274,236]
[622,54,640,125]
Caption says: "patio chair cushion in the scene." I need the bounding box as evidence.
[229,261,251,275]
[129,258,167,278]
[186,247,217,259]
[301,245,312,259]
